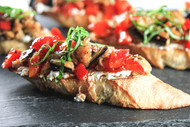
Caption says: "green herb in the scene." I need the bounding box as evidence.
[130,6,185,44]
[42,68,50,81]
[0,6,36,19]
[30,26,89,81]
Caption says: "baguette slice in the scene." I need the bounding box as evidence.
[90,32,190,70]
[0,6,52,54]
[22,71,190,109]
[0,28,51,54]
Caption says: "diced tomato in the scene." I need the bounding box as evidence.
[74,1,85,9]
[61,3,76,17]
[183,18,190,30]
[51,27,65,41]
[115,14,132,34]
[185,41,190,49]
[102,49,144,73]
[117,31,132,45]
[74,63,88,80]
[124,59,144,72]
[32,36,61,54]
[85,3,99,15]
[165,21,172,27]
[29,54,41,78]
[107,49,130,68]
[103,5,116,20]
[0,19,12,30]
[89,21,112,37]
[115,0,132,14]
[1,48,22,68]
[40,61,50,74]
[0,12,4,15]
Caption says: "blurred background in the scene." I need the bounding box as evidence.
[0,0,189,10]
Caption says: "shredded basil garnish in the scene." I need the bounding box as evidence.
[130,5,186,44]
[0,6,36,19]
[30,26,89,81]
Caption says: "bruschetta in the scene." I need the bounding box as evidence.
[2,26,190,109]
[0,6,51,54]
[33,0,133,29]
[89,6,190,70]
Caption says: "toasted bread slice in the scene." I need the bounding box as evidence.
[22,72,190,109]
[90,33,190,70]
[0,28,51,54]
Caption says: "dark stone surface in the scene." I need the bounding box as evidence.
[0,15,190,126]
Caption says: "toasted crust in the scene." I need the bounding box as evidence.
[90,33,190,70]
[24,72,190,109]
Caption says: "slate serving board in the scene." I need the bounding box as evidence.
[0,15,190,127]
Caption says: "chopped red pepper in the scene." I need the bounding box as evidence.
[115,0,132,14]
[51,27,66,41]
[74,63,88,80]
[0,19,12,30]
[85,2,99,15]
[117,31,132,45]
[29,54,41,78]
[89,21,112,37]
[61,3,76,17]
[1,48,22,68]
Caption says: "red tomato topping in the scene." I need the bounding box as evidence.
[89,21,112,37]
[115,14,132,34]
[1,48,22,68]
[183,19,190,30]
[85,3,99,15]
[32,36,62,54]
[74,63,88,80]
[115,0,132,14]
[165,21,172,27]
[117,31,132,45]
[103,5,116,20]
[0,19,12,30]
[29,54,41,78]
[61,3,76,17]
[51,27,66,41]
[103,49,130,72]
[185,41,190,49]
[102,49,144,73]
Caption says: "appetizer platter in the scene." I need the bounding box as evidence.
[0,14,190,126]
[0,1,190,126]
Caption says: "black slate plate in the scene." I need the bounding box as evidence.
[0,15,190,127]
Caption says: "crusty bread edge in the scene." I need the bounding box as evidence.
[23,72,190,109]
